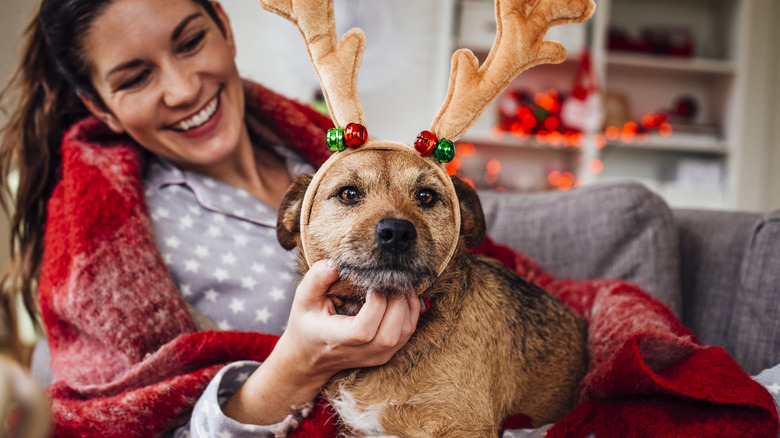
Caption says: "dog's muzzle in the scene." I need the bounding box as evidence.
[335,218,436,296]
[375,218,417,254]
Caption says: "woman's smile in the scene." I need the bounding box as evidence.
[169,87,223,138]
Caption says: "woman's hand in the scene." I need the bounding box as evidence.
[282,259,422,376]
[222,259,421,426]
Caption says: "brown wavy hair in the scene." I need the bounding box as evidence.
[0,0,225,329]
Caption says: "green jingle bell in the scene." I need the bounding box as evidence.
[327,127,346,151]
[433,138,455,163]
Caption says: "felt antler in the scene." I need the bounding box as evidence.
[430,0,595,141]
[258,0,366,128]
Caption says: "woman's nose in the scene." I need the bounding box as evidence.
[161,61,200,108]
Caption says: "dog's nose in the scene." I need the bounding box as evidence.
[375,218,417,253]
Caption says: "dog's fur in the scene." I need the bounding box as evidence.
[277,149,588,437]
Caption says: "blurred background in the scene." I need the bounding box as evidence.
[0,0,778,353]
[224,0,780,213]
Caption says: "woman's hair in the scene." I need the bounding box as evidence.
[0,0,225,326]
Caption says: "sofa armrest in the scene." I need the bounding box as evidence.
[675,208,779,375]
[673,209,757,348]
[478,181,681,316]
[728,210,780,374]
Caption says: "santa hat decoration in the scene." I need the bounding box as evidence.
[259,0,595,271]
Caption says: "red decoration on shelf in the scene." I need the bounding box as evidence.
[414,130,438,156]
[496,88,585,147]
[344,123,368,148]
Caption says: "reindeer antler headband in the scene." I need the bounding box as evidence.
[260,0,595,270]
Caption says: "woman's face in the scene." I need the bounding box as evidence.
[81,0,247,169]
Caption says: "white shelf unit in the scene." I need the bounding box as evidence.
[596,0,748,209]
[452,0,750,210]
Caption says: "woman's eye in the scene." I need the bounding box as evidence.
[180,31,206,54]
[338,187,361,204]
[117,70,150,91]
[417,189,438,207]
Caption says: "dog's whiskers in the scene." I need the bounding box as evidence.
[338,264,436,296]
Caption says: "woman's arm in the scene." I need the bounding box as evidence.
[221,259,421,425]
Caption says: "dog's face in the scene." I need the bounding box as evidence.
[278,146,485,298]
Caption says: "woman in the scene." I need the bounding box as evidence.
[0,0,420,435]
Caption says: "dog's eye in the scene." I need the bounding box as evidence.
[416,189,438,208]
[338,187,361,204]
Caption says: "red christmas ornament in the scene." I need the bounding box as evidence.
[344,123,368,148]
[415,130,438,156]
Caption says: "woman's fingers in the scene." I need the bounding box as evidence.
[295,259,339,306]
[372,294,413,349]
[330,291,417,351]
[403,295,422,338]
[342,291,387,345]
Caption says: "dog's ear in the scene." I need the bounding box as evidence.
[277,173,313,250]
[451,175,486,248]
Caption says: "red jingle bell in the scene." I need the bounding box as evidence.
[344,123,368,148]
[415,130,438,156]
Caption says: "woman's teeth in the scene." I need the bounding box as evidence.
[173,95,219,131]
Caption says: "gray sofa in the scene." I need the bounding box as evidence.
[479,181,779,376]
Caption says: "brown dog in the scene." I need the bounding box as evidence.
[277,145,587,437]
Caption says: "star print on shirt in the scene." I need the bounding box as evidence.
[165,236,181,249]
[195,245,210,258]
[241,277,257,290]
[205,289,219,302]
[222,252,237,265]
[155,207,170,219]
[229,298,245,314]
[144,151,311,336]
[214,268,229,282]
[184,259,200,273]
[207,225,222,238]
[255,307,271,323]
[270,287,286,302]
[233,234,249,247]
[179,215,194,230]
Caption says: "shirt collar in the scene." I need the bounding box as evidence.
[144,144,315,226]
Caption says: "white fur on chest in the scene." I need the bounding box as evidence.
[327,388,401,438]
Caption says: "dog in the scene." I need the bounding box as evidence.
[277,144,588,437]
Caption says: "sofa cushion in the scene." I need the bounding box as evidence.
[478,181,681,316]
[727,210,780,375]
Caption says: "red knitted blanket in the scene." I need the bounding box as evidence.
[39,82,778,437]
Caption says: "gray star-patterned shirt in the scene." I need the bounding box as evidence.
[144,146,312,335]
[144,145,314,437]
